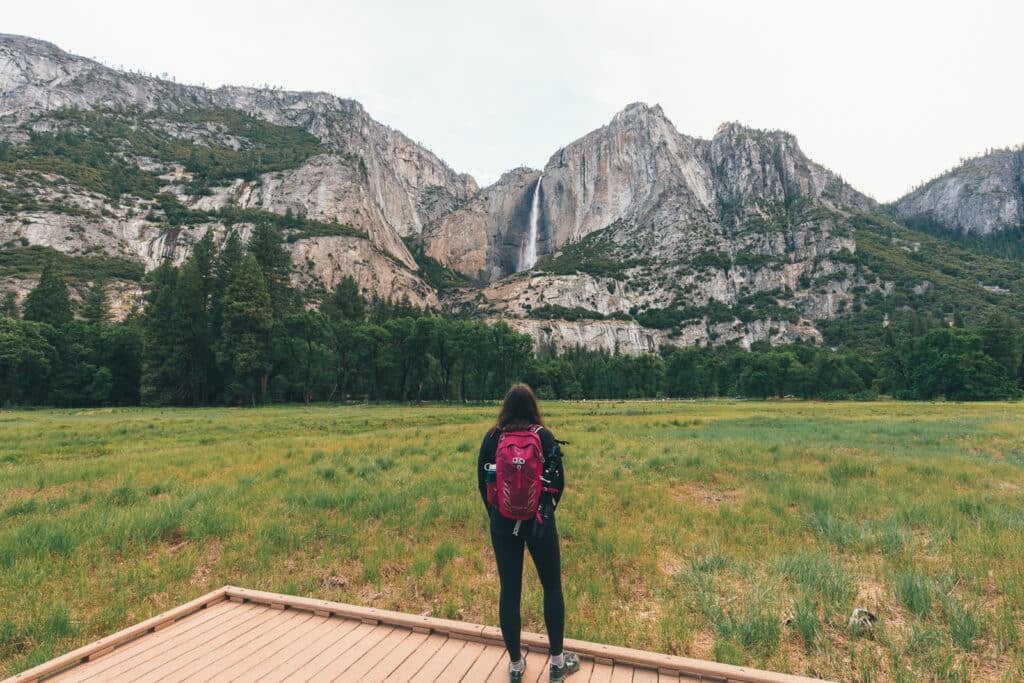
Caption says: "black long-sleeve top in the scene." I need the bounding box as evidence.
[477,426,565,532]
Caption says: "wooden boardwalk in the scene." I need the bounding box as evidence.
[6,586,828,683]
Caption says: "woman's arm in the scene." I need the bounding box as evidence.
[477,430,498,508]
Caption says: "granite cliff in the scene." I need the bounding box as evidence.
[0,33,473,309]
[894,148,1024,237]
[2,35,1019,354]
[429,103,883,350]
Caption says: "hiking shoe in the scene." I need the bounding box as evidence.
[550,652,580,682]
[509,658,526,682]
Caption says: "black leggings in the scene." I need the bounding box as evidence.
[490,518,565,661]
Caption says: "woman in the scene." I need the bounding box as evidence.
[477,383,580,682]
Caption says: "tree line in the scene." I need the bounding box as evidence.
[1,222,1022,407]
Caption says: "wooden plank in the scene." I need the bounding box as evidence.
[481,655,509,683]
[309,626,393,679]
[22,585,832,683]
[57,601,248,681]
[555,635,826,683]
[47,600,240,681]
[484,650,515,683]
[232,615,359,681]
[333,628,413,681]
[574,657,595,682]
[436,640,486,681]
[224,586,488,640]
[202,609,316,681]
[459,642,505,681]
[634,666,661,682]
[126,606,279,680]
[589,661,615,683]
[293,624,395,680]
[384,632,449,682]
[358,629,430,681]
[610,663,635,682]
[8,587,229,683]
[220,587,829,683]
[278,620,378,681]
[407,636,469,682]
[220,608,320,676]
[658,669,681,681]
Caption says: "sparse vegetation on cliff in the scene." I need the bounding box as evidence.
[0,107,325,200]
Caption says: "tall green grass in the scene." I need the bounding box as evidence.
[1,402,1023,679]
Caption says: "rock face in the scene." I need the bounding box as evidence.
[189,156,417,271]
[434,104,873,282]
[503,315,820,355]
[289,236,438,309]
[540,103,716,249]
[0,33,476,276]
[3,35,988,354]
[435,103,884,351]
[894,148,1024,236]
[422,168,542,281]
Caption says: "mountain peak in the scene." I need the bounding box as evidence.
[713,120,796,145]
[611,101,667,125]
[0,33,65,53]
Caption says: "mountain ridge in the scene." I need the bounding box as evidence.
[2,34,1022,354]
[893,146,1024,238]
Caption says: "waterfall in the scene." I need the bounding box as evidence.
[521,176,542,271]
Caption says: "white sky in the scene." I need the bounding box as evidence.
[5,0,1023,201]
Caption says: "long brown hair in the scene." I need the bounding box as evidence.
[494,383,544,431]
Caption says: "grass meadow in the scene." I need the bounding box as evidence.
[1,401,1023,681]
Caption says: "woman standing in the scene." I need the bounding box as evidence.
[477,383,580,682]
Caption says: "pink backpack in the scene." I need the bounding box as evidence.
[493,426,544,520]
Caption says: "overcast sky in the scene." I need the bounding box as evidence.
[5,1,1023,201]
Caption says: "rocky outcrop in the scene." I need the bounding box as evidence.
[189,156,416,270]
[0,33,476,271]
[441,103,884,348]
[893,148,1024,236]
[0,274,143,322]
[434,103,874,282]
[540,103,716,248]
[482,272,633,317]
[503,316,821,356]
[503,318,663,355]
[421,168,542,280]
[708,122,872,215]
[0,187,250,271]
[289,236,437,309]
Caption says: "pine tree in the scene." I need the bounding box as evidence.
[1,291,18,319]
[220,254,273,406]
[190,231,217,302]
[82,280,110,324]
[211,232,243,323]
[140,264,183,405]
[320,276,366,322]
[23,261,72,327]
[247,220,294,316]
[175,259,213,405]
[980,312,1021,379]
